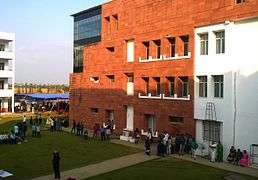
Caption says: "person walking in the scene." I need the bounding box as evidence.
[145,138,151,156]
[52,151,61,179]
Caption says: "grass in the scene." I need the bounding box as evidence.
[0,117,139,179]
[87,157,258,180]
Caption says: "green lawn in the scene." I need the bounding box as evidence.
[87,158,257,180]
[0,118,139,179]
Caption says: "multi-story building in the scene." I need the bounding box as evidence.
[194,18,258,158]
[70,0,258,154]
[0,32,15,113]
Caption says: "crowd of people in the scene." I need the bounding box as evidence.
[227,146,251,167]
[70,120,114,141]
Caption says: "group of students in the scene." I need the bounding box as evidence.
[71,120,85,136]
[93,121,113,141]
[30,115,43,137]
[227,146,251,167]
[143,130,199,159]
[47,116,63,132]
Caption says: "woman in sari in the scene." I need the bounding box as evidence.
[239,150,250,167]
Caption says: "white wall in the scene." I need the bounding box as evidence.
[0,32,15,113]
[194,18,258,158]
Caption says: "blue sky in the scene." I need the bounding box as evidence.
[0,0,106,85]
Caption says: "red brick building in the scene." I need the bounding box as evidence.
[70,0,258,136]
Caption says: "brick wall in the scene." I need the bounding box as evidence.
[70,0,258,136]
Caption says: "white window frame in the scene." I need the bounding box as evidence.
[215,31,225,54]
[199,33,208,55]
[213,75,224,98]
[198,76,207,97]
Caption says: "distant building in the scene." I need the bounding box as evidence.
[15,84,69,94]
[0,32,15,113]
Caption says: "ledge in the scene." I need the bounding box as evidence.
[138,93,190,101]
[139,52,191,63]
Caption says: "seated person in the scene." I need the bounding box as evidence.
[227,146,236,163]
[239,150,250,167]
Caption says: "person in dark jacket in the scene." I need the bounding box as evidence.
[145,138,151,156]
[52,151,61,179]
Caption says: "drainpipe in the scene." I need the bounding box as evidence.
[233,72,237,146]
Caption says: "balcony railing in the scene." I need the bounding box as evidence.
[0,70,14,77]
[138,93,190,101]
[0,89,13,97]
[139,52,191,63]
[0,51,14,60]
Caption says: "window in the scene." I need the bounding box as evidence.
[127,40,134,62]
[113,14,118,30]
[169,116,184,124]
[73,46,83,73]
[200,33,208,55]
[0,63,4,70]
[106,47,115,52]
[0,81,4,89]
[213,75,223,98]
[143,41,150,59]
[127,74,134,83]
[180,77,189,97]
[215,31,225,54]
[74,14,101,41]
[168,37,176,57]
[236,0,245,4]
[105,16,111,34]
[153,77,161,96]
[0,44,5,51]
[90,76,100,83]
[181,35,189,56]
[167,77,175,97]
[198,76,207,97]
[142,77,149,94]
[153,40,161,59]
[106,75,115,82]
[203,121,221,142]
[90,108,99,114]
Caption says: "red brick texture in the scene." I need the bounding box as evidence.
[70,0,258,136]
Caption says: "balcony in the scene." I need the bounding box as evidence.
[0,89,13,97]
[139,52,191,63]
[0,51,14,60]
[0,70,14,78]
[138,93,190,101]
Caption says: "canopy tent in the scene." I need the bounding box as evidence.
[16,93,69,101]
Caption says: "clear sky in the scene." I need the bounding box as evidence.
[0,0,106,85]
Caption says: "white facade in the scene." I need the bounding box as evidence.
[0,32,15,114]
[194,18,258,159]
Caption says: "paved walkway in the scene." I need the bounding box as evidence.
[33,139,258,179]
[33,152,158,180]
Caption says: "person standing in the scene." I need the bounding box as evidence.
[52,151,61,179]
[191,138,198,160]
[145,138,151,156]
[216,142,223,162]
[71,120,76,134]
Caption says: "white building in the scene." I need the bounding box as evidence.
[194,17,258,159]
[0,32,15,114]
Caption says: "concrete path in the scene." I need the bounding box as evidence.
[33,139,258,179]
[171,154,258,178]
[33,152,158,180]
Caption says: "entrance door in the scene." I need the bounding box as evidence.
[146,114,156,134]
[126,106,134,131]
